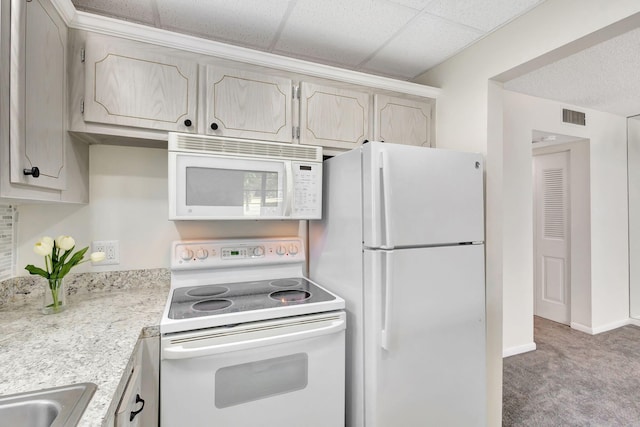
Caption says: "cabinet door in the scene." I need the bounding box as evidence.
[374,94,431,147]
[115,364,142,427]
[205,67,292,142]
[299,82,369,150]
[9,0,66,190]
[83,34,198,133]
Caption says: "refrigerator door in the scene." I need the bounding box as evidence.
[363,245,486,427]
[362,142,484,248]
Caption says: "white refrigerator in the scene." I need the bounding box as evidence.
[309,142,486,427]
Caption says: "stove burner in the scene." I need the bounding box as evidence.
[270,278,303,288]
[186,285,229,298]
[192,299,233,312]
[269,290,311,303]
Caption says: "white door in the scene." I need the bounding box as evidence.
[534,151,571,324]
[362,142,484,248]
[363,245,486,427]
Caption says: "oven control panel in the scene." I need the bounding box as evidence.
[172,238,304,269]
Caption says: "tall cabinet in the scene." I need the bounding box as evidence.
[0,0,88,203]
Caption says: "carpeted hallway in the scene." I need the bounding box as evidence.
[503,316,640,426]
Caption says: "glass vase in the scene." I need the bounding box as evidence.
[43,277,67,314]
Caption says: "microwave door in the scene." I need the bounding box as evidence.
[171,153,287,219]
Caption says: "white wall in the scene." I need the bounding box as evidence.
[415,2,640,425]
[503,90,628,345]
[16,144,302,275]
[629,116,640,318]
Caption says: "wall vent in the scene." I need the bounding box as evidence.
[562,108,586,126]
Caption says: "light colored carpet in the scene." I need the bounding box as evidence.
[503,316,640,426]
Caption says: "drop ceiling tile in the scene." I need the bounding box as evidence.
[155,0,292,50]
[274,0,419,67]
[386,0,434,11]
[72,0,157,25]
[361,13,482,79]
[424,0,545,32]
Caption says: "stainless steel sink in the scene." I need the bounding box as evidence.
[0,383,97,427]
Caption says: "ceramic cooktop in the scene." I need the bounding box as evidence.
[167,277,337,320]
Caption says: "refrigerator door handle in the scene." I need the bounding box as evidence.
[381,251,393,351]
[380,151,392,248]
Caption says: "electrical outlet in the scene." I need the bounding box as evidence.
[92,240,119,265]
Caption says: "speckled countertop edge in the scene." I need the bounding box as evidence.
[0,269,170,427]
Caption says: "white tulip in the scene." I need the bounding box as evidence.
[90,252,106,262]
[55,235,75,251]
[41,236,54,247]
[34,241,53,256]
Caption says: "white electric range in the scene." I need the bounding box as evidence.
[160,237,346,427]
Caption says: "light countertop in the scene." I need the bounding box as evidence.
[0,269,170,427]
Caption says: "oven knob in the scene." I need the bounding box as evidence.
[252,246,265,257]
[196,248,208,260]
[180,248,194,261]
[289,244,299,255]
[276,245,287,256]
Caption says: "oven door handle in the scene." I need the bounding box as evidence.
[163,315,345,360]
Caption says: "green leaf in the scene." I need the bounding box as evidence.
[51,243,59,264]
[55,247,89,278]
[25,264,49,278]
[57,245,75,265]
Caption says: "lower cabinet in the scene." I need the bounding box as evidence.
[108,334,159,427]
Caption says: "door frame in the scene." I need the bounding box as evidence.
[532,132,591,330]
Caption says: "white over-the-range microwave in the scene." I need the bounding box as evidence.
[168,132,323,220]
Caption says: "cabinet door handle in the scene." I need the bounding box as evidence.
[23,167,40,178]
[129,394,145,422]
[183,119,192,127]
[210,122,219,130]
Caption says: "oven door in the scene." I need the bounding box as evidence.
[160,311,346,427]
[169,151,291,220]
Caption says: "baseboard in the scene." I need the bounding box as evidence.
[503,342,537,358]
[571,319,631,335]
[629,318,640,327]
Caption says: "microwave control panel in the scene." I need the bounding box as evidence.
[292,162,322,219]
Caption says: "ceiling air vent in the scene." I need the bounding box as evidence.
[562,108,586,126]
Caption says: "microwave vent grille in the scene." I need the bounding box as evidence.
[170,133,321,162]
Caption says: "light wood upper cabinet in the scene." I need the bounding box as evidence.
[9,0,67,191]
[374,94,431,147]
[205,67,293,142]
[83,34,198,133]
[299,82,369,150]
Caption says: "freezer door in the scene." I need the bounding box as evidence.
[363,142,484,248]
[364,245,486,427]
